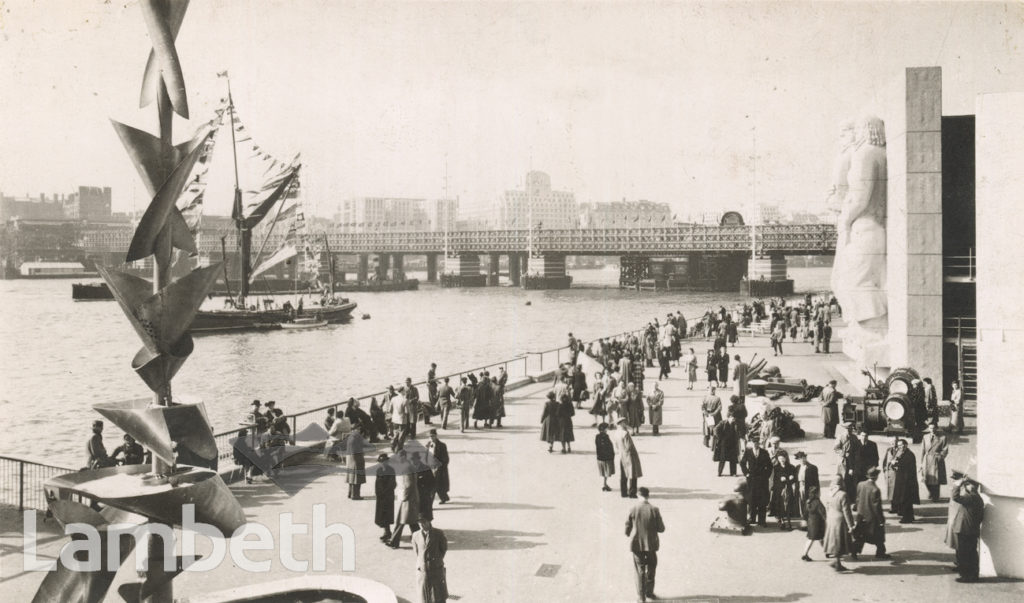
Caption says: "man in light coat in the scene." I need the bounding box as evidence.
[614,418,643,498]
[412,518,448,602]
[920,424,948,502]
[625,487,666,603]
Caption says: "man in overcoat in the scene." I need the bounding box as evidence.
[412,518,448,602]
[614,418,643,498]
[853,467,891,559]
[388,451,421,548]
[920,424,948,502]
[820,380,840,439]
[794,451,819,519]
[946,476,984,582]
[701,387,723,448]
[625,487,665,603]
[426,429,450,504]
[712,415,740,477]
[740,437,773,526]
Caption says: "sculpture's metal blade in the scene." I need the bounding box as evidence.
[139,0,189,109]
[126,134,211,262]
[46,466,246,536]
[131,340,192,398]
[110,120,199,198]
[94,398,218,467]
[30,529,136,603]
[139,0,189,118]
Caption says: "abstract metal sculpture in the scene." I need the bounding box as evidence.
[35,2,246,602]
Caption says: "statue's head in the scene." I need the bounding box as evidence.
[839,119,856,146]
[857,115,886,147]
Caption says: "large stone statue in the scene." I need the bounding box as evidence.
[831,115,888,366]
[825,119,857,215]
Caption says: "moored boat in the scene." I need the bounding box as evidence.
[72,281,114,301]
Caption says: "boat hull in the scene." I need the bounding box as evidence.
[190,301,357,334]
[73,282,115,301]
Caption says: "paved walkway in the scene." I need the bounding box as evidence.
[3,331,1020,602]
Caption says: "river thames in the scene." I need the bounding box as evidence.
[0,266,829,466]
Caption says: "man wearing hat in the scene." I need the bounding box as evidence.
[834,421,860,495]
[625,486,665,603]
[920,423,948,502]
[614,418,643,498]
[86,420,113,469]
[740,436,773,526]
[426,429,450,504]
[853,467,891,559]
[249,399,263,424]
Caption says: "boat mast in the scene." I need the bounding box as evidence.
[323,233,336,296]
[220,235,234,301]
[224,73,249,303]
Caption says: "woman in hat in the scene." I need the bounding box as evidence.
[823,481,856,571]
[595,423,615,491]
[771,450,800,530]
[705,349,719,389]
[801,485,827,561]
[540,391,562,453]
[374,453,396,542]
[558,389,576,453]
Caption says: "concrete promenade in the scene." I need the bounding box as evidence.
[3,331,1021,602]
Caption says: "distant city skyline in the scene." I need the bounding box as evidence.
[2,2,1023,220]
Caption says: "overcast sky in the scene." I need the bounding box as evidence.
[2,1,1023,220]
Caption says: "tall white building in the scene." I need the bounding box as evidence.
[336,197,430,232]
[497,171,577,230]
[430,198,459,232]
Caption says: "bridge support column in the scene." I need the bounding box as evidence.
[375,253,390,281]
[509,253,522,287]
[445,254,485,287]
[426,253,438,282]
[357,254,369,283]
[488,253,500,286]
[392,254,404,280]
[743,255,793,297]
[523,253,571,289]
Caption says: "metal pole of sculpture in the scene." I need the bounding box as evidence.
[831,115,889,366]
[34,2,246,602]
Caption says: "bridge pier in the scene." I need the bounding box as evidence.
[742,255,793,297]
[509,253,522,287]
[357,254,369,283]
[392,253,404,280]
[442,253,486,287]
[488,253,500,286]
[523,253,572,289]
[426,253,438,282]
[375,253,390,281]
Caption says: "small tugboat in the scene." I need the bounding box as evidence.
[72,281,114,301]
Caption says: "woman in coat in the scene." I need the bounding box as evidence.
[706,350,719,388]
[589,373,606,426]
[374,453,396,542]
[558,394,576,453]
[801,485,827,561]
[823,482,856,571]
[369,397,388,443]
[886,438,920,523]
[716,352,730,390]
[346,427,367,500]
[540,392,562,453]
[771,451,800,530]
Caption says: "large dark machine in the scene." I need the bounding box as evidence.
[842,367,924,442]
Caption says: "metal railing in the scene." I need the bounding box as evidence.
[210,323,669,460]
[943,249,976,281]
[0,455,77,512]
[944,316,977,341]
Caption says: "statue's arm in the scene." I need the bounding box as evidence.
[840,151,875,232]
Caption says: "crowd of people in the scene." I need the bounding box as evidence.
[85,291,985,602]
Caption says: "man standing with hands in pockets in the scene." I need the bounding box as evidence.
[626,486,666,603]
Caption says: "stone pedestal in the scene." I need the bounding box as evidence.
[975,90,1024,579]
[523,254,571,289]
[375,253,390,281]
[391,254,404,280]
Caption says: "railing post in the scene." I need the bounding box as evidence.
[19,460,25,512]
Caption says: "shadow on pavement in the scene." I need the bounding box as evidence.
[442,528,545,551]
[646,486,721,501]
[439,500,553,511]
[668,593,810,602]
